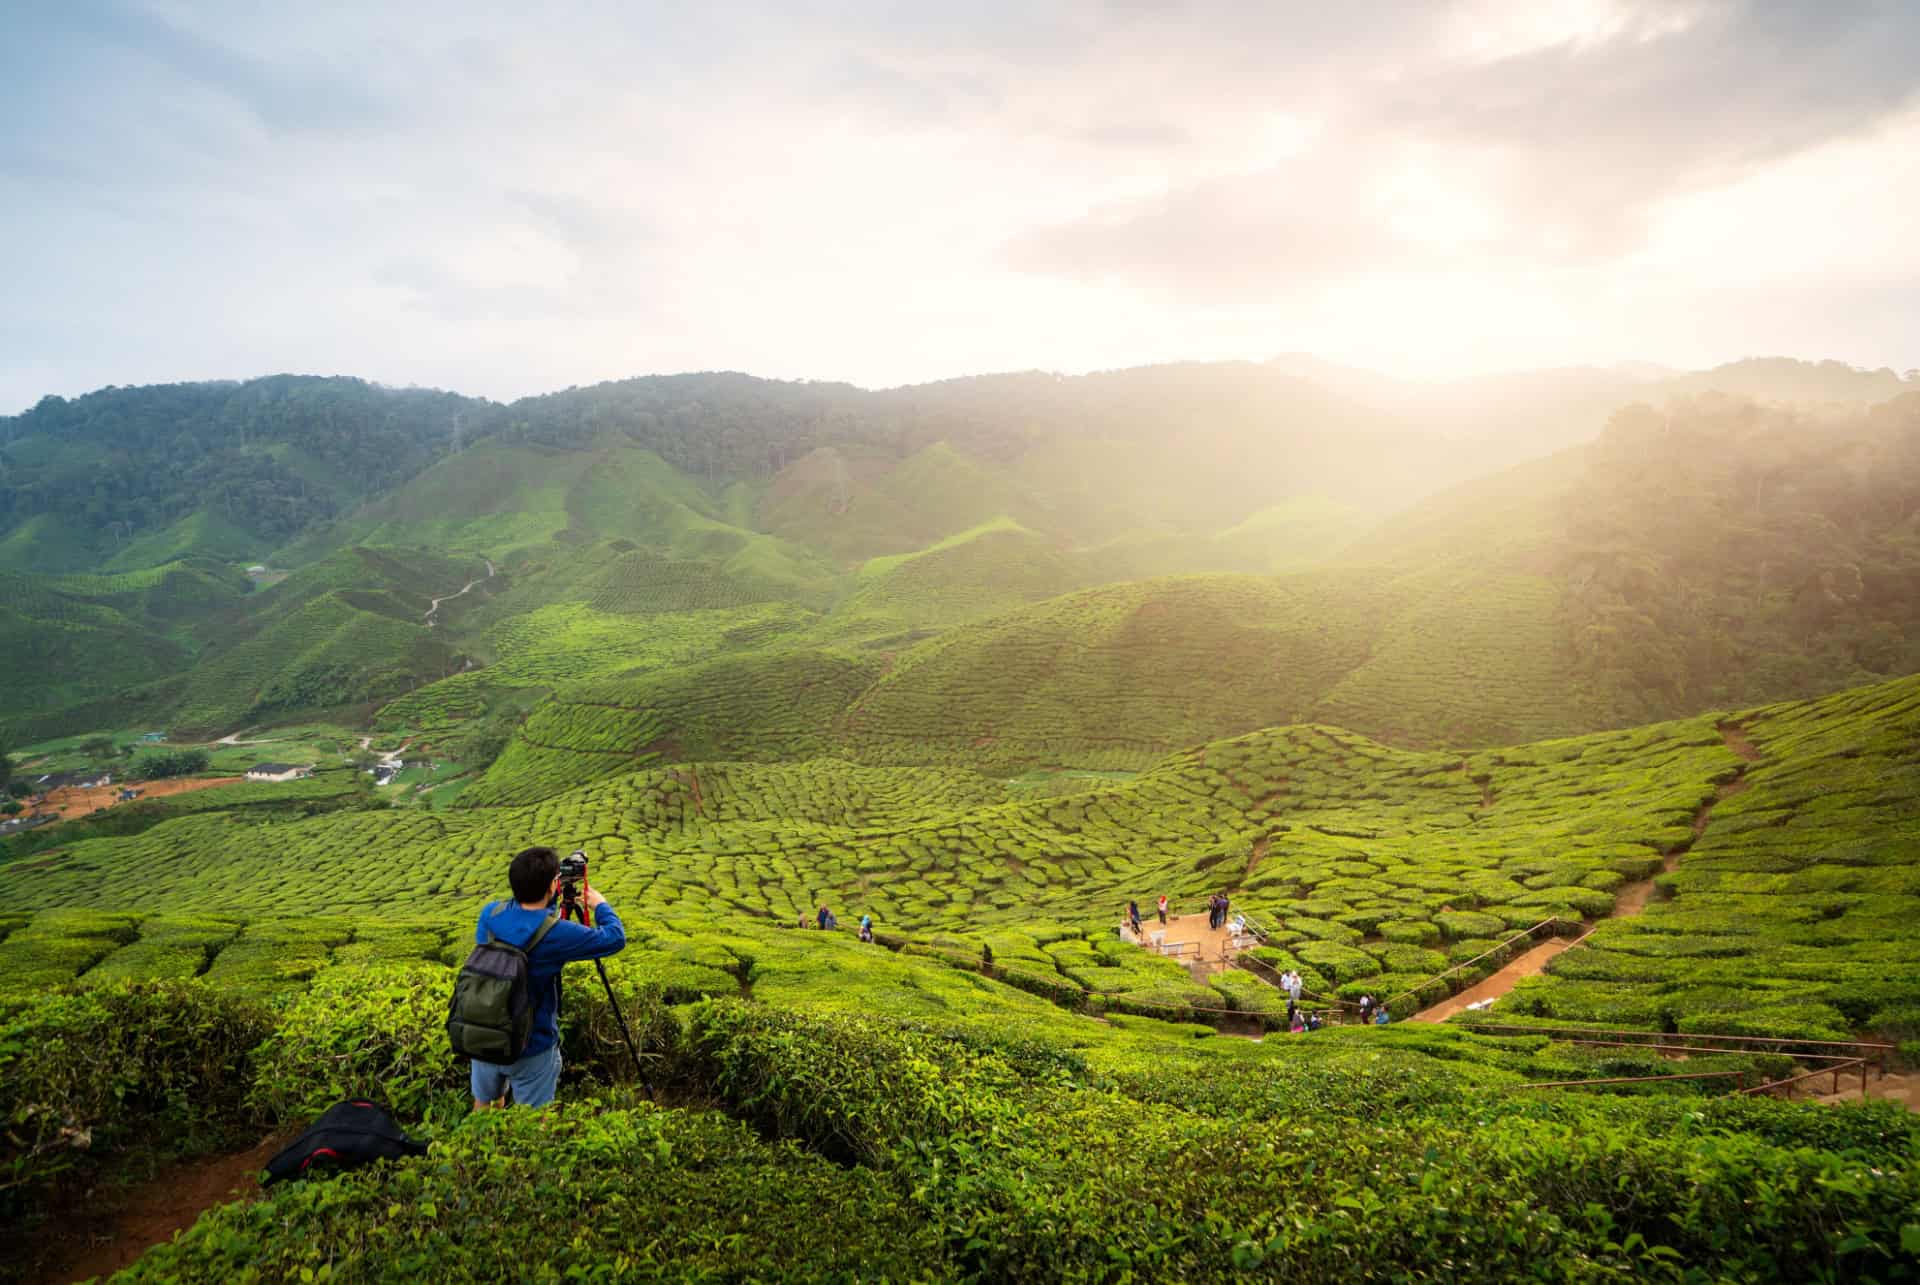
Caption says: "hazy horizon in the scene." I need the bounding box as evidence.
[5,1,1917,413]
[9,349,1918,420]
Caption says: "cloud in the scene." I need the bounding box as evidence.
[0,0,1915,411]
[1002,1,1920,297]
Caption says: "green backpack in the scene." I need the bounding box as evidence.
[446,904,560,1063]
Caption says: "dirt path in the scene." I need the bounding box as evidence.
[1411,937,1576,1023]
[1244,834,1270,880]
[1608,733,1756,916]
[1815,1070,1920,1113]
[34,1134,285,1284]
[1418,721,1764,1023]
[214,728,278,746]
[35,776,245,821]
[1718,721,1761,762]
[425,558,495,628]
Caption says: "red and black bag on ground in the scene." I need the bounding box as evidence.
[264,1099,429,1184]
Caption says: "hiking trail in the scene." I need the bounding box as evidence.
[33,1134,284,1284]
[425,558,495,628]
[1411,722,1760,1023]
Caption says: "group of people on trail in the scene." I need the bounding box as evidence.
[1126,895,1175,933]
[1357,994,1391,1025]
[1207,892,1232,931]
[1276,967,1318,1033]
[797,906,875,942]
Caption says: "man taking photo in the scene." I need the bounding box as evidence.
[467,845,626,1109]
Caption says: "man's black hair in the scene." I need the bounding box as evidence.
[510,846,560,904]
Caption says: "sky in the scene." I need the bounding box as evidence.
[2,0,1917,412]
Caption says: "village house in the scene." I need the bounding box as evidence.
[245,762,313,783]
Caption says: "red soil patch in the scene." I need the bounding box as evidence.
[1243,834,1271,879]
[1611,862,1675,918]
[1717,722,1762,762]
[33,1134,286,1284]
[34,777,245,821]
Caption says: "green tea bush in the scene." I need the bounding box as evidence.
[0,981,271,1220]
[1376,918,1440,945]
[685,1004,1920,1281]
[246,964,469,1127]
[687,1000,1033,1166]
[121,1102,947,1283]
[0,909,141,1002]
[556,969,678,1087]
[77,915,241,986]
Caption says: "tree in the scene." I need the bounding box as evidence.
[81,735,117,761]
[132,748,210,779]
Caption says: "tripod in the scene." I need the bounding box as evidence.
[557,880,650,1094]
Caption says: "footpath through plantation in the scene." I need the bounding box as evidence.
[2,674,1918,1279]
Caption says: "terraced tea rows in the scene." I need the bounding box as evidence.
[459,650,882,804]
[834,575,1379,767]
[1311,570,1590,746]
[376,600,819,740]
[1509,676,1920,1043]
[8,673,1914,1043]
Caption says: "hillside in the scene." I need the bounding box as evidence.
[11,669,1915,1039]
[4,363,1918,762]
[0,376,491,572]
[1352,392,1920,726]
[4,674,1917,1279]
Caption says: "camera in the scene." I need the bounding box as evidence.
[557,850,588,912]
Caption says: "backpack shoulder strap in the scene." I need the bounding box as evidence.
[480,898,509,946]
[523,911,561,955]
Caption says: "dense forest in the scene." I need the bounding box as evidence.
[0,377,489,565]
[8,358,1910,577]
[1557,393,1920,719]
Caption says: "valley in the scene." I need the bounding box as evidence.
[1,359,1917,1282]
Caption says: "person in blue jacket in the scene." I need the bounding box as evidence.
[469,846,626,1109]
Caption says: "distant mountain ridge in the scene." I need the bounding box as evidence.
[6,357,1911,576]
[3,356,1916,747]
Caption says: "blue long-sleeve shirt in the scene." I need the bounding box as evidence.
[473,899,626,1058]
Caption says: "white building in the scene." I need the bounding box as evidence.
[245,763,312,783]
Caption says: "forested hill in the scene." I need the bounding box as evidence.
[0,376,489,572]
[7,357,1912,577]
[4,359,1917,749]
[1348,391,1920,725]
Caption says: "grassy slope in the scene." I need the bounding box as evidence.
[11,670,1915,1042]
[5,678,1917,1280]
[0,560,249,722]
[1510,674,1920,1042]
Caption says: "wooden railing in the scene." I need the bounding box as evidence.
[1512,1069,1753,1092]
[1740,1058,1873,1099]
[1456,1022,1895,1069]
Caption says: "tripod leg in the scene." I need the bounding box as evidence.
[597,957,652,1098]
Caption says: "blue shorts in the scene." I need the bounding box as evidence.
[470,1043,562,1107]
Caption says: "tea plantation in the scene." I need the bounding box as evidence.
[3,381,1919,1278]
[3,687,1918,1278]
